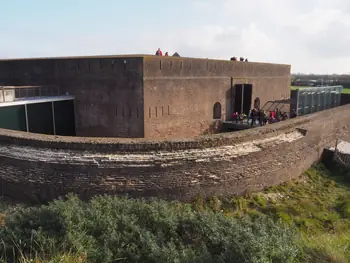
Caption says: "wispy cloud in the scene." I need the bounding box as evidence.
[1,0,350,73]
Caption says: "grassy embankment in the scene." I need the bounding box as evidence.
[291,86,350,94]
[0,164,349,262]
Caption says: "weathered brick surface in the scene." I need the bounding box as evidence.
[143,57,291,139]
[0,104,349,203]
[0,55,290,139]
[0,56,145,138]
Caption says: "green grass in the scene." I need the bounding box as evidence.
[0,164,350,262]
[342,88,350,94]
[196,164,350,262]
[291,86,350,94]
[0,253,88,263]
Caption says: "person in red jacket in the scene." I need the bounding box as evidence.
[155,48,163,56]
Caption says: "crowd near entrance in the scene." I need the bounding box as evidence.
[230,84,297,127]
[231,107,297,127]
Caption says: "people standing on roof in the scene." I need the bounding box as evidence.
[230,57,249,61]
[155,48,163,56]
[165,52,169,56]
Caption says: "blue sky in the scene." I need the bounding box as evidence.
[0,0,202,57]
[0,0,204,34]
[1,0,350,73]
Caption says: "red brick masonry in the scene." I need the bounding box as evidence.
[0,104,349,203]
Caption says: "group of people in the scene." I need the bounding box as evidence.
[155,48,181,57]
[232,108,297,126]
[155,49,247,61]
[230,57,248,62]
[155,48,168,56]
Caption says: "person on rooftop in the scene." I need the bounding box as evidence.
[155,48,163,56]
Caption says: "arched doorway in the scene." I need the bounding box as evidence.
[213,102,222,119]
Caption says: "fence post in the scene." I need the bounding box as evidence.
[334,139,338,162]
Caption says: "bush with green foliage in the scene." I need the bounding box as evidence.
[1,163,350,262]
[0,194,300,263]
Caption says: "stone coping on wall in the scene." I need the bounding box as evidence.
[0,104,349,153]
[0,54,290,67]
[142,56,290,67]
[0,130,306,169]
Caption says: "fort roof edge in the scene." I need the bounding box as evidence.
[0,54,291,67]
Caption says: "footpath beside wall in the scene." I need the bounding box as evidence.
[0,104,350,203]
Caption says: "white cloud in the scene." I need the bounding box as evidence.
[141,0,350,73]
[2,0,350,74]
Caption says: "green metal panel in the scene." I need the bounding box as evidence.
[0,105,26,131]
[54,100,76,136]
[296,86,343,116]
[297,90,303,115]
[27,102,54,135]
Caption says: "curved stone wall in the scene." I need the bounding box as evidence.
[0,104,350,203]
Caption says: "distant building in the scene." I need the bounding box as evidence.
[293,79,317,86]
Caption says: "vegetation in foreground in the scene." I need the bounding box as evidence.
[0,164,349,262]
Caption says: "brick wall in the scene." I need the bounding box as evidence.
[143,57,291,139]
[0,56,144,138]
[0,55,290,139]
[0,104,349,203]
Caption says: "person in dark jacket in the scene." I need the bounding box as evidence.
[250,108,257,126]
[155,48,163,56]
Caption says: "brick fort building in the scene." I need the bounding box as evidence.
[0,55,291,139]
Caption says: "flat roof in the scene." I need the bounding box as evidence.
[0,54,149,61]
[296,85,343,93]
[0,95,74,107]
[0,54,290,66]
[294,85,343,89]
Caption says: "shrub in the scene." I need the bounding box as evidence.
[336,196,350,219]
[0,194,301,263]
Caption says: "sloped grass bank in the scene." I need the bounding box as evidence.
[0,164,349,262]
[195,164,350,262]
